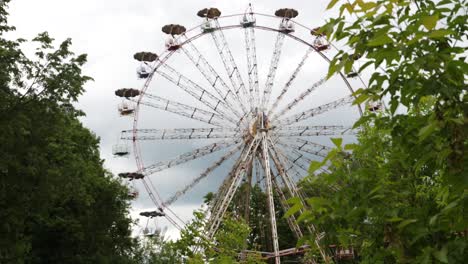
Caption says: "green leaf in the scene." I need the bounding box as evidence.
[353,93,369,105]
[344,143,358,150]
[367,34,393,47]
[284,202,303,218]
[296,210,314,223]
[327,0,340,10]
[386,217,403,222]
[418,121,438,140]
[306,197,330,208]
[428,29,453,38]
[397,219,418,230]
[421,14,438,30]
[433,246,448,263]
[309,161,323,173]
[331,137,343,148]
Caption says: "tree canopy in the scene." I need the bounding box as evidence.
[289,0,467,263]
[0,1,141,263]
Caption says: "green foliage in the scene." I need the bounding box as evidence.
[158,209,266,263]
[298,0,467,262]
[0,1,140,263]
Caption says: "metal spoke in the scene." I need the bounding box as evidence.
[141,139,241,176]
[211,19,251,111]
[163,144,242,207]
[274,95,355,126]
[135,94,230,127]
[268,48,313,116]
[121,127,240,141]
[257,146,303,240]
[274,125,354,137]
[272,75,328,121]
[243,19,259,113]
[181,40,248,117]
[261,32,285,111]
[156,63,239,124]
[261,132,280,264]
[277,138,331,158]
[269,143,330,262]
[271,174,303,239]
[206,136,260,238]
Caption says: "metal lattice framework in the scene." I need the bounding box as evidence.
[115,5,366,263]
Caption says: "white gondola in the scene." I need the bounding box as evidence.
[279,19,294,33]
[136,64,151,79]
[165,36,181,51]
[313,36,330,51]
[112,143,130,157]
[240,14,255,28]
[201,19,215,33]
[118,101,135,116]
[368,101,382,112]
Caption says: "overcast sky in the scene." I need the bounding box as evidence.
[8,0,365,239]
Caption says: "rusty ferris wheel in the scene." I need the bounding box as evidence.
[114,4,373,263]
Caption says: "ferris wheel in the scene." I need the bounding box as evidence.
[114,5,371,263]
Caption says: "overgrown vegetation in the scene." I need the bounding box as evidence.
[291,0,467,263]
[0,1,141,263]
[1,0,465,263]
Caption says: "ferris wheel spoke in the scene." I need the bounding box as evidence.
[261,32,286,111]
[268,141,302,198]
[206,136,260,238]
[273,125,354,137]
[269,143,330,262]
[180,41,249,117]
[268,48,313,116]
[156,63,239,124]
[135,94,231,127]
[141,139,242,176]
[274,95,355,126]
[210,19,251,112]
[260,133,280,261]
[121,127,240,141]
[208,153,243,218]
[271,174,303,239]
[272,76,328,121]
[163,144,242,207]
[277,138,331,158]
[139,179,184,230]
[244,22,259,112]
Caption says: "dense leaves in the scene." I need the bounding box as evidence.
[293,0,467,263]
[0,1,140,263]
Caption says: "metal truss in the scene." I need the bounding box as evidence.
[121,127,240,141]
[136,93,231,127]
[281,138,332,158]
[121,11,364,264]
[244,22,259,112]
[261,32,285,111]
[274,95,355,126]
[156,63,238,124]
[269,48,313,116]
[163,144,242,206]
[211,19,251,111]
[261,133,280,264]
[181,40,248,117]
[206,136,260,238]
[274,125,354,137]
[269,144,329,262]
[272,76,328,120]
[141,139,241,176]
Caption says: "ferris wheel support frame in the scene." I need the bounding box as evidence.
[124,12,366,263]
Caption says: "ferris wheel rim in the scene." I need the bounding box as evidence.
[128,13,364,248]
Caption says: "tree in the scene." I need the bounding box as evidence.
[291,0,467,263]
[0,1,141,263]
